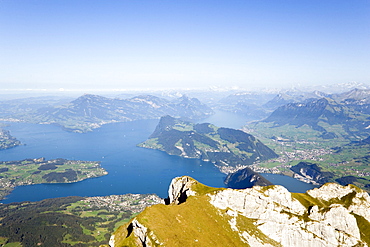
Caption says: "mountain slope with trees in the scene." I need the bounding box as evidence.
[139,116,278,170]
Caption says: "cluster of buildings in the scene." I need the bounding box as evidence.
[82,193,163,213]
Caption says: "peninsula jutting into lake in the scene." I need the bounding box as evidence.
[0,157,107,200]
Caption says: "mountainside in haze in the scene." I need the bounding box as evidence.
[244,89,370,193]
[216,87,370,123]
[262,96,370,140]
[216,92,276,121]
[263,90,329,110]
[139,116,278,170]
[333,88,370,103]
[8,94,214,133]
[110,176,370,247]
[0,96,72,118]
[216,90,333,122]
[299,81,370,94]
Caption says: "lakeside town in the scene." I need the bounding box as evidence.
[82,193,164,213]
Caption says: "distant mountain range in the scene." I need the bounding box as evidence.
[263,90,329,110]
[216,88,370,123]
[254,89,370,140]
[245,88,370,192]
[215,90,334,121]
[0,96,71,118]
[4,94,214,133]
[215,92,275,121]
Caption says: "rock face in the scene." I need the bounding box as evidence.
[110,176,370,247]
[210,183,369,247]
[166,176,196,205]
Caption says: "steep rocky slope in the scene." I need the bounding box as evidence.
[110,176,370,247]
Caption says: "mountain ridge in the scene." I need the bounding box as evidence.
[140,116,278,170]
[110,176,370,247]
[260,96,370,140]
[8,94,214,133]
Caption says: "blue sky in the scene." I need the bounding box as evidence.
[0,0,369,92]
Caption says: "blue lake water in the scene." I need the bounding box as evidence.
[0,111,316,203]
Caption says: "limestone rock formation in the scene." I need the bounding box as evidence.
[109,176,370,247]
[167,176,196,205]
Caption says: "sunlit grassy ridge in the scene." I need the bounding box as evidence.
[113,179,278,247]
[112,178,370,247]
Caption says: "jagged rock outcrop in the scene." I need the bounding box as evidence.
[110,176,370,247]
[166,176,196,205]
[210,183,369,247]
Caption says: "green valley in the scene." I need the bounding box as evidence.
[0,193,162,247]
[244,96,370,192]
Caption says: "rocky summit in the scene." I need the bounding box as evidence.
[110,176,370,247]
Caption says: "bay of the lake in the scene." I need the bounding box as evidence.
[0,111,316,203]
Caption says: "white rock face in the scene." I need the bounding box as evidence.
[168,176,196,205]
[209,183,370,247]
[307,182,355,201]
[110,178,370,247]
[210,185,306,219]
[108,234,115,247]
[131,219,149,246]
[349,190,370,223]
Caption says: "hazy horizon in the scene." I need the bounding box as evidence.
[1,0,369,92]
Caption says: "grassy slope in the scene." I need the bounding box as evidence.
[0,194,159,246]
[114,180,370,247]
[114,181,278,247]
[139,121,277,167]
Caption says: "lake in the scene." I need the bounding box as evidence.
[0,111,316,203]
